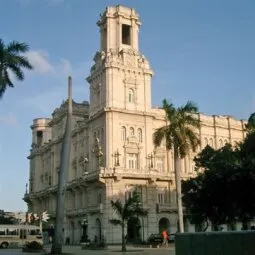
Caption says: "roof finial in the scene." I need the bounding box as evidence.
[68,76,72,114]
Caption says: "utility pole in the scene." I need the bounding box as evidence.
[51,77,72,254]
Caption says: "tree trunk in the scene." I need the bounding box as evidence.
[174,150,184,233]
[121,223,126,252]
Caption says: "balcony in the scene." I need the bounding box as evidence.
[66,204,103,216]
[99,167,174,182]
[66,208,87,217]
[87,203,103,214]
[156,203,177,213]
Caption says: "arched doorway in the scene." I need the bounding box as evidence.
[70,221,75,244]
[158,217,170,233]
[95,218,101,241]
[127,217,141,243]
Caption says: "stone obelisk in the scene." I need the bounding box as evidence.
[51,77,72,254]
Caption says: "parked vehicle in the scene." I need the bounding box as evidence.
[168,233,175,242]
[148,234,163,245]
[0,224,42,249]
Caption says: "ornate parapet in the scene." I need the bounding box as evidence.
[99,167,174,182]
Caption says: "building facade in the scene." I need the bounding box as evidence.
[24,5,246,244]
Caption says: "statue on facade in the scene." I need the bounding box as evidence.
[92,137,104,167]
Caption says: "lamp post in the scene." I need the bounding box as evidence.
[112,149,121,166]
[146,152,155,169]
[81,218,88,242]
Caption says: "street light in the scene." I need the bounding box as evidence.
[81,218,88,242]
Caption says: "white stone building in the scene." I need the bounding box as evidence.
[24,5,246,244]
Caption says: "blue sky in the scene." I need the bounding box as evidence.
[0,0,254,211]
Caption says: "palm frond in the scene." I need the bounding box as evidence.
[7,53,33,70]
[3,69,13,87]
[0,84,6,98]
[111,199,123,216]
[8,64,24,81]
[153,126,167,147]
[109,219,122,226]
[7,41,30,53]
[182,114,200,129]
[162,99,176,122]
[185,127,200,152]
[181,101,199,113]
[0,39,33,99]
[14,55,33,69]
[0,39,4,58]
[133,206,148,217]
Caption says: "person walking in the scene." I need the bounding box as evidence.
[162,229,168,248]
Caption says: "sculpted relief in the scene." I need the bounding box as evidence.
[90,48,151,73]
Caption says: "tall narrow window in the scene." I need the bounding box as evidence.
[129,127,134,136]
[128,88,134,103]
[204,138,208,148]
[157,189,165,205]
[127,153,137,169]
[122,24,131,45]
[121,126,126,141]
[138,128,142,143]
[219,139,223,148]
[209,138,214,147]
[37,131,43,146]
[156,158,164,172]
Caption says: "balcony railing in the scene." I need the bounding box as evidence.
[156,203,177,213]
[99,167,175,181]
[66,204,103,215]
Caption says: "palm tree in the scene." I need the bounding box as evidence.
[0,39,33,98]
[109,191,148,252]
[153,99,200,233]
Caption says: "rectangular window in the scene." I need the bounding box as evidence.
[127,153,137,169]
[156,158,164,172]
[122,24,131,45]
[37,131,43,146]
[157,193,164,205]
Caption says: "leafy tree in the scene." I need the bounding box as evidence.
[235,129,255,229]
[153,99,200,232]
[183,123,255,231]
[182,174,209,231]
[245,112,255,133]
[0,39,33,98]
[109,191,148,251]
[190,144,240,229]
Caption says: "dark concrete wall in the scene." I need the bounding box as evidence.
[175,231,255,255]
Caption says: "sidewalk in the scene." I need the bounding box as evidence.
[44,244,175,255]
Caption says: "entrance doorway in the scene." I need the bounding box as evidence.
[95,218,101,241]
[127,217,141,243]
[158,217,170,233]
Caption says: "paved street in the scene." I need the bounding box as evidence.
[0,245,175,255]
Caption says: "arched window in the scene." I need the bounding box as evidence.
[121,126,126,141]
[219,139,223,148]
[128,88,134,103]
[129,127,134,136]
[224,139,228,145]
[204,138,208,147]
[138,128,142,143]
[209,138,214,147]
